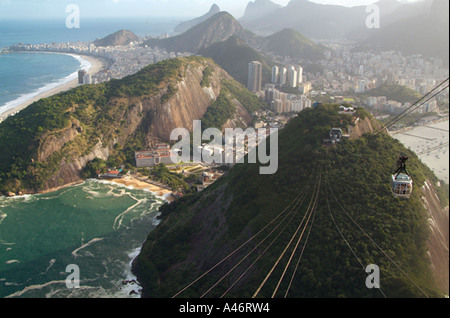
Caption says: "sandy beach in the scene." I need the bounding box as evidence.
[103,176,175,201]
[392,119,449,184]
[0,53,106,121]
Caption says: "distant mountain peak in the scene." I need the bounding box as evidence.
[210,3,220,12]
[145,11,245,53]
[174,4,221,34]
[241,0,282,22]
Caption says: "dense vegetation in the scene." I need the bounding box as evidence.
[134,104,447,298]
[200,78,267,132]
[0,57,260,195]
[264,28,326,61]
[201,92,236,131]
[0,58,186,194]
[360,84,422,104]
[139,164,190,192]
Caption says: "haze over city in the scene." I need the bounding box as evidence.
[0,0,426,18]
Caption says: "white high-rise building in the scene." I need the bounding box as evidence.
[272,66,279,84]
[298,66,303,84]
[279,67,287,86]
[288,66,298,88]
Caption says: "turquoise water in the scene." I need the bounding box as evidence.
[0,180,164,298]
[0,17,178,298]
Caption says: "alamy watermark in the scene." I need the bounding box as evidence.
[66,264,80,289]
[170,120,279,175]
[366,4,381,29]
[66,4,80,29]
[365,264,380,289]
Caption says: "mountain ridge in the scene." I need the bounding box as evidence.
[359,0,449,65]
[94,30,140,47]
[240,0,282,22]
[144,12,245,53]
[0,56,264,195]
[199,35,274,87]
[174,4,221,34]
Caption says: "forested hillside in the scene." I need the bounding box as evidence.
[0,57,264,195]
[134,104,448,298]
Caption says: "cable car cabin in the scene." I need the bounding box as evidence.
[329,128,343,144]
[391,173,413,198]
[391,156,413,199]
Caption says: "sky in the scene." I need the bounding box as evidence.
[0,0,423,19]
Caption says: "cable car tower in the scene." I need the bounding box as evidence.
[391,156,413,199]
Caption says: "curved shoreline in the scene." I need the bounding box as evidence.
[0,52,107,121]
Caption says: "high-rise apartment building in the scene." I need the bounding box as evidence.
[272,66,279,84]
[247,61,262,93]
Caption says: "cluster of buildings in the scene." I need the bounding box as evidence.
[364,96,439,115]
[247,60,313,114]
[11,41,191,85]
[264,84,312,114]
[309,43,449,114]
[271,65,304,88]
[247,61,313,96]
[272,65,313,95]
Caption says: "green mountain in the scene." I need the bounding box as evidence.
[133,104,448,298]
[263,28,326,61]
[94,30,140,47]
[360,84,423,104]
[144,12,246,53]
[0,57,265,195]
[198,35,274,87]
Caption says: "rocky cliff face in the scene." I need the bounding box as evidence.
[421,181,449,295]
[349,116,382,139]
[32,57,255,193]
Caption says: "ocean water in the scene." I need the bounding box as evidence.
[0,180,165,298]
[0,52,90,115]
[0,17,180,48]
[0,17,177,298]
[0,17,179,115]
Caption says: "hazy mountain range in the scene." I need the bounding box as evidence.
[237,0,447,62]
[361,0,449,65]
[174,4,221,34]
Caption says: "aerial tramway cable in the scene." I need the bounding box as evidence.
[219,185,312,298]
[375,78,449,135]
[172,181,312,298]
[199,184,311,298]
[271,173,320,298]
[252,170,322,298]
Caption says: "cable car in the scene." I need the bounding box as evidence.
[391,156,413,199]
[329,128,343,144]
